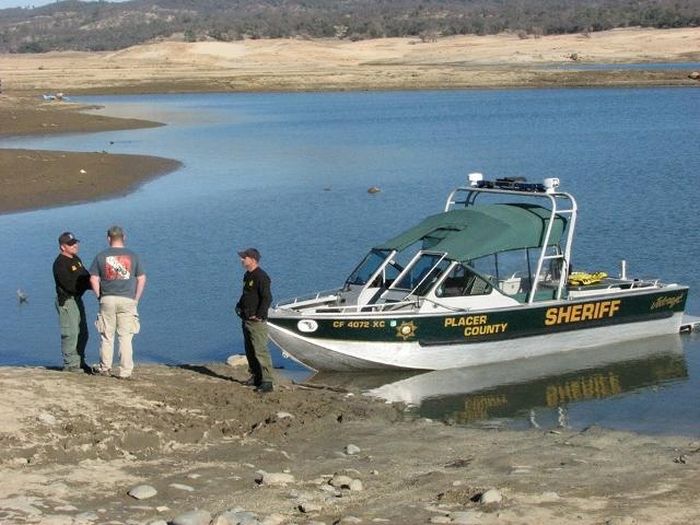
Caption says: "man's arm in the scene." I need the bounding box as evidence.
[90,275,101,298]
[135,274,146,302]
[256,274,272,319]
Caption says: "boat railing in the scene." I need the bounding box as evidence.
[313,298,419,314]
[567,278,663,298]
[275,289,340,309]
[445,180,577,304]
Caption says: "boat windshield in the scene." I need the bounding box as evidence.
[345,249,392,286]
[392,253,451,296]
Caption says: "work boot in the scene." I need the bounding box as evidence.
[255,382,273,393]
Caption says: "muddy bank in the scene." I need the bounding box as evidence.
[0,364,699,524]
[0,95,181,214]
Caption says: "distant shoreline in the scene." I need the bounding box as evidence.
[0,28,698,214]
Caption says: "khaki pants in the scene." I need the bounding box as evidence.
[95,295,140,377]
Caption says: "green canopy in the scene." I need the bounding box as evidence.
[375,203,567,262]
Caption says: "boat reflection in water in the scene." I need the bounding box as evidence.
[307,335,687,427]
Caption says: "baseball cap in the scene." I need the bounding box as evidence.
[238,248,261,261]
[58,232,79,246]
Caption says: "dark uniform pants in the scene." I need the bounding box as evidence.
[56,296,88,370]
[242,319,273,385]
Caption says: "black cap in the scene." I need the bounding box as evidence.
[58,232,79,246]
[238,248,261,261]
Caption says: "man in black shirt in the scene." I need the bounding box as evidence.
[52,232,91,372]
[235,247,274,392]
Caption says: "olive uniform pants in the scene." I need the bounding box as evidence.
[55,296,88,371]
[242,319,274,385]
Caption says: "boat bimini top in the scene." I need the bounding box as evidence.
[344,173,577,308]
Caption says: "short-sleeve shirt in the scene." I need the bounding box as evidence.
[90,247,145,298]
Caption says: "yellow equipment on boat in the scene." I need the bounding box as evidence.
[567,271,608,286]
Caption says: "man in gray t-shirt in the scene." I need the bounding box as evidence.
[90,225,146,379]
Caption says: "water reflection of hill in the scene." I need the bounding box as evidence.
[307,335,687,427]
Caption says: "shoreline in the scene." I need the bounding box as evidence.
[1,363,699,524]
[0,95,181,215]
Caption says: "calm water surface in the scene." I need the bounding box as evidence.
[1,89,698,434]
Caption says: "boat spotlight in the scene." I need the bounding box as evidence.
[543,177,560,193]
[468,172,484,187]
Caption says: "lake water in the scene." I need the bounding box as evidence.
[1,88,698,435]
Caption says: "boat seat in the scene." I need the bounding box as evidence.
[440,277,468,297]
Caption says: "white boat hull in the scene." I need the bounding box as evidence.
[268,312,684,372]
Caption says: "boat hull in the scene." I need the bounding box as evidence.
[268,286,688,371]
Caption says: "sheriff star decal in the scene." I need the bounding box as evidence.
[396,320,417,340]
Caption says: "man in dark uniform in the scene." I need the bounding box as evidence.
[52,231,91,372]
[235,247,274,392]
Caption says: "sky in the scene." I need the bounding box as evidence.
[0,0,128,9]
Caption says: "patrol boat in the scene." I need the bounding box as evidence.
[267,174,690,371]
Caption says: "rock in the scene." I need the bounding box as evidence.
[37,413,57,425]
[55,505,78,511]
[212,509,260,525]
[226,354,248,367]
[170,483,195,491]
[257,471,296,486]
[689,71,700,80]
[429,517,451,524]
[349,479,363,491]
[338,517,363,524]
[367,186,381,194]
[299,500,323,513]
[127,484,158,500]
[345,444,361,455]
[451,511,480,524]
[329,474,353,489]
[319,484,339,495]
[171,509,213,525]
[479,488,503,504]
[276,411,294,420]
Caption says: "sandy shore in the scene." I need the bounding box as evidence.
[1,363,698,524]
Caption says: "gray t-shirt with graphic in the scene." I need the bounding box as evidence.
[90,247,145,298]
